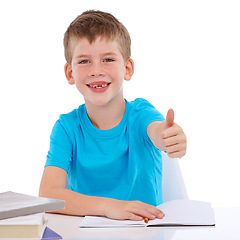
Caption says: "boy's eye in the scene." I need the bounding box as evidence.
[79,60,89,64]
[104,58,114,62]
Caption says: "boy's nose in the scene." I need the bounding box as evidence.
[89,62,105,77]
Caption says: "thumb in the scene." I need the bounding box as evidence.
[165,108,174,128]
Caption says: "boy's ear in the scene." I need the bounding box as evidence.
[64,63,75,85]
[124,58,134,81]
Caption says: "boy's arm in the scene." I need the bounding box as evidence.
[147,109,187,158]
[39,166,165,221]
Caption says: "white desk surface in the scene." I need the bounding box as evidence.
[46,207,240,240]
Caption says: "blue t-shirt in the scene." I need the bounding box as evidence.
[45,98,165,206]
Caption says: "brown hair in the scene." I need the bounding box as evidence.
[64,10,131,64]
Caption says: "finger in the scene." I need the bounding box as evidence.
[165,108,174,128]
[131,204,165,220]
[148,208,165,219]
[131,208,164,220]
[166,141,186,153]
[167,149,186,158]
[132,209,157,220]
[165,143,178,153]
[166,143,184,154]
[162,124,182,139]
[125,212,143,221]
[163,134,186,147]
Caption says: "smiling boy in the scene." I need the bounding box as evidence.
[65,36,133,129]
[39,10,187,221]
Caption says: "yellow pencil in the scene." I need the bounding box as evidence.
[144,217,149,223]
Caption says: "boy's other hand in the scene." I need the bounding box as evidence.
[103,199,165,221]
[147,108,187,158]
[165,108,174,128]
[161,108,186,158]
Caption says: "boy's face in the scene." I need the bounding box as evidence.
[65,36,133,107]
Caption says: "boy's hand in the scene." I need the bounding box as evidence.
[104,199,165,221]
[147,108,187,158]
[161,108,187,158]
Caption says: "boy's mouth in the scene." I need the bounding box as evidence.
[87,82,111,89]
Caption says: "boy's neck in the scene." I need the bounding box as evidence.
[85,97,126,130]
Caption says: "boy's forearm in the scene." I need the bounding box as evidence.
[39,187,109,217]
[39,177,166,221]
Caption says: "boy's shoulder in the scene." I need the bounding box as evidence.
[58,104,85,126]
[129,98,157,111]
[128,98,164,122]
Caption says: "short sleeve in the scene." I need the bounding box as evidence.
[45,119,73,172]
[129,98,165,143]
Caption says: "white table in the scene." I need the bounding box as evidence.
[46,208,240,240]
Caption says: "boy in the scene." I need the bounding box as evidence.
[39,10,187,221]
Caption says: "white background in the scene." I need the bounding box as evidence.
[0,0,239,208]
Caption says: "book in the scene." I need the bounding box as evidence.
[0,213,47,238]
[0,214,62,239]
[0,191,65,220]
[79,199,215,228]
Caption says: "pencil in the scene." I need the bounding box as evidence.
[144,217,149,223]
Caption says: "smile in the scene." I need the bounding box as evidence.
[86,82,111,93]
[88,83,109,88]
[87,82,111,89]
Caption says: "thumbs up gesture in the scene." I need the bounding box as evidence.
[147,109,187,158]
[165,108,174,128]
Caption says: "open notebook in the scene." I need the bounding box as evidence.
[80,199,215,228]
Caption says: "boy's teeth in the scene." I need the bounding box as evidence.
[90,83,108,88]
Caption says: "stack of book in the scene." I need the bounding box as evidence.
[0,191,65,239]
